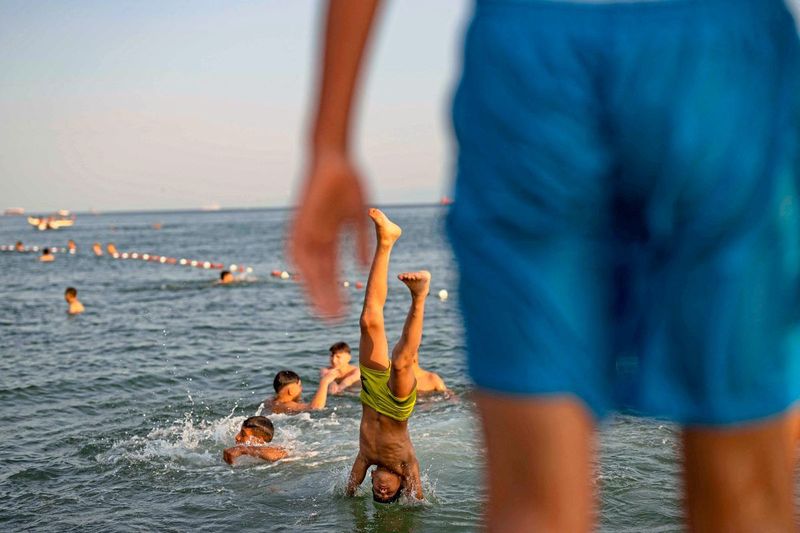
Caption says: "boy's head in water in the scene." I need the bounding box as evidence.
[40,248,54,262]
[235,416,274,446]
[220,270,234,284]
[371,467,403,503]
[15,241,24,252]
[273,370,302,400]
[328,342,351,370]
[64,286,85,314]
[224,416,286,464]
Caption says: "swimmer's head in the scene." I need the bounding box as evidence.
[220,270,234,284]
[42,248,51,255]
[67,239,76,249]
[328,341,351,369]
[273,370,302,399]
[64,287,78,302]
[235,416,274,445]
[371,467,403,504]
[15,241,23,251]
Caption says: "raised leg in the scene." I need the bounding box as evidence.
[359,208,401,371]
[477,394,596,533]
[682,413,796,532]
[388,271,430,398]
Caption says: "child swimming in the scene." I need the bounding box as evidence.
[64,287,85,315]
[265,370,338,414]
[223,416,287,465]
[320,342,360,394]
[92,242,103,256]
[218,270,235,284]
[39,248,55,262]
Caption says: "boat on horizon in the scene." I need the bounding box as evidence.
[28,214,76,231]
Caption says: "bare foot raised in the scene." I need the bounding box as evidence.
[369,208,402,245]
[398,271,431,298]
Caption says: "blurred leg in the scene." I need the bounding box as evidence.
[477,393,596,533]
[682,413,796,533]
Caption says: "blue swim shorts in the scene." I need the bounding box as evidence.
[447,0,800,425]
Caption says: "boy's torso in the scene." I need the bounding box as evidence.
[359,404,414,470]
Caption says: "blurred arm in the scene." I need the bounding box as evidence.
[311,0,382,154]
[288,0,383,318]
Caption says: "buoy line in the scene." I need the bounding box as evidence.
[2,242,253,273]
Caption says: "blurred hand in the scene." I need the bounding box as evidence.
[289,150,370,318]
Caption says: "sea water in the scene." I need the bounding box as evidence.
[2,206,688,531]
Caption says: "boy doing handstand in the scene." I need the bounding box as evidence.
[345,209,429,503]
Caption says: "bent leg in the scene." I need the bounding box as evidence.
[388,271,430,398]
[682,413,796,533]
[477,393,596,533]
[359,209,401,371]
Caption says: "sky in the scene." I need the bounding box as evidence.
[2,1,799,214]
[0,1,470,213]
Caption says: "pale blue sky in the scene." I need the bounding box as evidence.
[2,1,799,213]
[0,1,470,212]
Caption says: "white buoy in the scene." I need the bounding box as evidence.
[142,254,150,260]
[121,252,129,259]
[160,257,167,263]
[438,289,449,301]
[280,271,290,280]
[343,281,350,288]
[246,267,253,273]
[190,260,198,267]
[179,258,188,265]
[203,261,211,269]
[131,253,139,259]
[230,264,239,272]
[112,252,120,259]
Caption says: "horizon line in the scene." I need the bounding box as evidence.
[4,201,450,218]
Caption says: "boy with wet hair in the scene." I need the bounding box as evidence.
[64,287,85,315]
[320,341,360,393]
[266,369,338,414]
[219,270,235,284]
[223,416,287,465]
